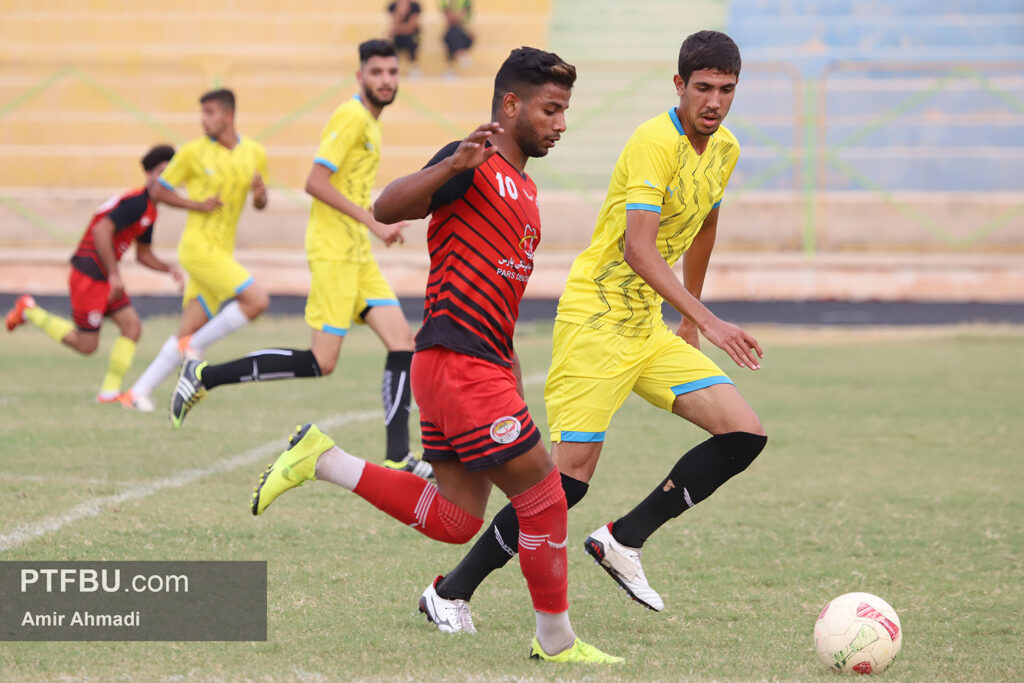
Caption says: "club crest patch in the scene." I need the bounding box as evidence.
[489,416,522,444]
[87,310,104,328]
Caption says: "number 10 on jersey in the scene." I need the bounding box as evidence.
[495,171,518,199]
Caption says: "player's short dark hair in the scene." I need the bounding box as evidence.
[491,47,576,118]
[677,30,741,84]
[199,88,236,111]
[359,39,397,64]
[141,144,175,171]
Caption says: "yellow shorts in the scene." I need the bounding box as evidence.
[545,320,733,443]
[304,258,399,336]
[178,244,253,317]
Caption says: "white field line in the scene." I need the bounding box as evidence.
[0,410,379,552]
[0,372,549,553]
[1,474,142,486]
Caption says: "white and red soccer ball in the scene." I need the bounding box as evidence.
[814,592,903,674]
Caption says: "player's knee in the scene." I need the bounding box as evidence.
[74,334,100,355]
[560,471,589,509]
[313,351,336,375]
[118,317,142,341]
[249,293,270,317]
[435,497,484,544]
[388,334,415,352]
[447,514,483,544]
[390,324,415,351]
[730,431,768,473]
[719,408,765,438]
[239,287,269,319]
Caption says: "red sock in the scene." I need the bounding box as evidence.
[353,462,482,544]
[510,467,569,613]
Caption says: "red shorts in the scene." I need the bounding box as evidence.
[69,268,131,332]
[412,346,541,472]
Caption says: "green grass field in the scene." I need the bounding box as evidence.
[1,316,1022,681]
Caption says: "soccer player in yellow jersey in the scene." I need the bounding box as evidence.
[168,41,429,478]
[419,31,768,629]
[122,88,270,412]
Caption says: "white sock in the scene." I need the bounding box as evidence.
[314,446,366,490]
[130,335,181,397]
[190,300,250,352]
[535,610,575,656]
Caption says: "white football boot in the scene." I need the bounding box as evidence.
[418,576,476,634]
[583,522,664,611]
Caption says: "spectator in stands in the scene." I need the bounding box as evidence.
[440,0,473,77]
[388,0,422,77]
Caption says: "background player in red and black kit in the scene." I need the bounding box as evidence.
[6,145,183,403]
[249,48,621,665]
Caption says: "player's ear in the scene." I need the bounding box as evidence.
[501,91,521,119]
[673,73,686,96]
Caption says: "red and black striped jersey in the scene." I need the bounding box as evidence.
[70,187,157,281]
[415,142,541,367]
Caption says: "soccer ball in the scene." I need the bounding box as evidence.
[814,592,903,674]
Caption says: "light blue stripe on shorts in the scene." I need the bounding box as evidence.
[321,324,347,337]
[234,277,254,294]
[671,375,734,395]
[559,430,607,443]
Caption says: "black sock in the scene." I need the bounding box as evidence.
[201,348,321,390]
[436,472,589,602]
[612,432,768,548]
[383,351,413,462]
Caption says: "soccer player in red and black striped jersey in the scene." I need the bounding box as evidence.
[249,48,621,664]
[6,145,183,402]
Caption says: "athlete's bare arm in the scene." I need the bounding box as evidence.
[136,242,184,290]
[149,182,221,213]
[305,163,406,246]
[675,207,719,348]
[251,173,268,210]
[511,352,525,398]
[624,208,761,369]
[91,217,125,302]
[374,122,502,223]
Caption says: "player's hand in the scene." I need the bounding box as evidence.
[197,196,222,212]
[701,317,762,370]
[675,317,700,349]
[369,219,408,247]
[107,273,125,302]
[252,173,268,209]
[449,122,503,173]
[169,266,185,292]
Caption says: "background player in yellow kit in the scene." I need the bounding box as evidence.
[418,30,768,629]
[168,41,428,477]
[122,88,270,412]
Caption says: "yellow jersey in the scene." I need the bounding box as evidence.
[556,108,740,337]
[305,96,382,262]
[159,135,267,254]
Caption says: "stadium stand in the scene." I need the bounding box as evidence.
[1,1,1022,301]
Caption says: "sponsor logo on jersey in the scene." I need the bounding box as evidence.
[519,223,538,259]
